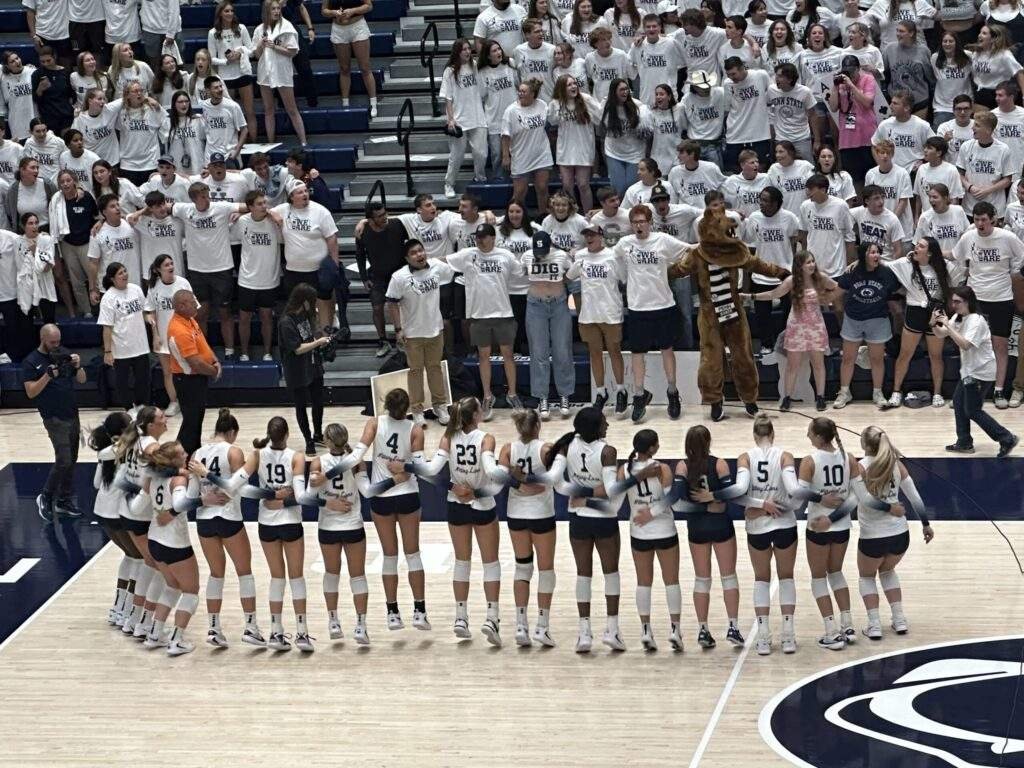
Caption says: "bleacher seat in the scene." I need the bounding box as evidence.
[467,178,614,211]
[178,0,407,27]
[181,32,395,62]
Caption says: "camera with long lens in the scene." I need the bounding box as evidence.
[319,327,347,363]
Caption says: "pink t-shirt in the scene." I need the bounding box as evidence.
[835,73,878,149]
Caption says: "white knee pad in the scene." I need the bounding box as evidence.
[269,577,286,603]
[146,572,166,603]
[604,571,620,597]
[693,576,713,594]
[859,575,878,598]
[117,555,134,581]
[159,586,182,609]
[238,573,256,600]
[827,571,848,592]
[811,577,830,599]
[350,575,369,595]
[514,559,534,583]
[879,570,900,592]
[177,592,199,616]
[538,569,556,594]
[134,563,155,595]
[721,573,739,592]
[289,577,307,601]
[483,560,501,583]
[753,580,771,609]
[405,551,423,572]
[323,572,341,594]
[779,578,797,607]
[635,585,652,615]
[453,559,471,583]
[666,583,682,614]
[382,555,399,576]
[206,576,225,601]
[576,575,592,602]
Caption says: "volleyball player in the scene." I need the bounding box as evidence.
[493,409,565,647]
[856,427,934,639]
[411,397,504,645]
[622,429,683,652]
[736,414,799,655]
[187,408,265,648]
[357,388,430,631]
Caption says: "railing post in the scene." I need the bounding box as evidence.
[365,179,387,211]
[397,97,416,197]
[453,0,464,39]
[420,22,441,118]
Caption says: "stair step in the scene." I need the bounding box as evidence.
[360,133,451,155]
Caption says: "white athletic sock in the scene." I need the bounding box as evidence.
[114,587,127,609]
[595,386,607,398]
[296,614,308,634]
[516,606,527,624]
[607,614,619,633]
[578,617,591,633]
[169,626,181,643]
[867,607,880,624]
[840,609,852,627]
[456,601,468,620]
[756,615,770,634]
[615,383,626,393]
[209,613,220,630]
[699,621,709,631]
[245,612,257,628]
[271,613,283,634]
[537,607,549,627]
[823,615,836,636]
[328,610,338,621]
[782,614,794,630]
[890,601,905,619]
[728,617,739,629]
[152,619,166,637]
[356,613,366,626]
[342,98,350,106]
[486,602,499,621]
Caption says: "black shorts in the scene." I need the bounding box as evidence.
[283,268,333,301]
[447,502,498,526]
[625,306,677,353]
[569,514,619,541]
[370,492,420,516]
[806,528,851,546]
[903,304,935,336]
[40,36,73,59]
[197,516,245,539]
[149,540,195,565]
[190,269,234,308]
[687,517,736,545]
[318,527,367,545]
[368,278,388,306]
[747,526,798,551]
[858,530,910,559]
[440,282,456,321]
[237,285,278,311]
[98,516,123,533]
[975,87,997,109]
[631,533,679,551]
[507,516,557,534]
[223,74,255,90]
[258,522,304,542]
[978,299,1014,338]
[120,516,151,536]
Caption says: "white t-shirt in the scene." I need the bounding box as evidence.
[143,275,191,353]
[613,231,684,311]
[97,283,150,359]
[971,49,1023,91]
[724,69,772,143]
[522,250,573,286]
[68,0,102,23]
[645,202,701,241]
[675,26,726,77]
[995,105,1024,182]
[140,0,180,36]
[648,104,684,178]
[501,99,553,176]
[888,255,964,307]
[601,100,651,163]
[446,246,523,318]
[799,195,856,277]
[937,118,974,163]
[234,213,282,290]
[722,172,770,218]
[742,209,800,285]
[440,65,487,131]
[58,149,100,190]
[200,97,247,161]
[957,139,1014,216]
[271,201,338,272]
[871,115,935,172]
[0,141,24,184]
[766,83,815,143]
[24,0,70,39]
[103,0,140,43]
[630,37,683,105]
[133,213,185,276]
[864,164,915,239]
[252,20,298,88]
[914,161,964,213]
[22,133,65,184]
[474,4,528,56]
[851,206,905,260]
[560,15,609,60]
[385,259,456,339]
[955,312,997,381]
[931,50,973,113]
[540,213,587,254]
[116,105,165,172]
[565,247,625,324]
[547,96,601,167]
[398,210,458,260]
[585,49,634,103]
[678,87,727,141]
[797,47,843,103]
[953,227,1024,302]
[72,101,122,165]
[0,66,39,141]
[479,64,519,134]
[163,116,206,175]
[140,174,191,204]
[913,205,970,255]
[767,159,816,215]
[668,161,728,208]
[513,43,556,102]
[171,201,237,273]
[88,220,142,287]
[589,208,633,245]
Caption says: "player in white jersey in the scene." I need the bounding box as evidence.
[621,429,682,652]
[735,414,799,655]
[492,410,566,647]
[130,441,200,657]
[356,388,429,631]
[410,398,504,645]
[185,408,265,649]
[855,427,933,639]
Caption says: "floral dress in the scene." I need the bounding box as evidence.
[784,287,828,352]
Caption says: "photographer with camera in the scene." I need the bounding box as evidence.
[279,282,329,456]
[23,323,87,521]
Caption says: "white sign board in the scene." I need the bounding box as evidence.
[370,361,452,416]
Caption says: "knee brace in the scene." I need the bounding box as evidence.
[177,592,199,616]
[453,559,471,583]
[206,576,224,601]
[238,573,256,600]
[811,577,830,599]
[382,554,400,576]
[635,585,652,615]
[323,572,340,594]
[859,575,878,598]
[117,555,134,581]
[879,570,900,592]
[134,563,155,596]
[350,575,369,595]
[146,572,166,604]
[693,576,713,594]
[538,569,556,594]
[604,571,620,597]
[753,580,771,609]
[405,551,423,572]
[666,583,682,614]
[779,578,797,607]
[827,571,848,592]
[482,560,501,583]
[289,577,307,601]
[514,556,534,583]
[159,586,182,610]
[269,577,286,603]
[721,573,739,592]
[575,575,592,602]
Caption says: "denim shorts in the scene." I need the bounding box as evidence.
[840,315,892,344]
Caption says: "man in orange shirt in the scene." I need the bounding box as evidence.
[167,289,222,454]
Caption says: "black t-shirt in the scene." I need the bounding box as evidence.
[31,67,75,129]
[21,348,78,419]
[836,265,899,321]
[64,192,98,246]
[356,218,408,283]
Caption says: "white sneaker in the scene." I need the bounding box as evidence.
[444,184,456,199]
[268,632,292,651]
[370,102,378,118]
[862,621,883,640]
[559,395,571,418]
[453,617,471,639]
[121,610,139,634]
[668,626,684,652]
[756,632,772,656]
[538,399,550,420]
[1010,390,1024,408]
[375,340,393,358]
[575,631,593,653]
[996,394,1010,409]
[412,610,432,630]
[294,632,315,652]
[206,628,229,648]
[515,623,532,647]
[238,354,250,362]
[532,625,556,647]
[164,401,181,417]
[107,606,120,625]
[167,638,195,657]
[888,392,902,408]
[482,618,501,647]
[242,625,267,646]
[434,408,450,426]
[223,348,234,358]
[412,412,426,429]
[353,623,370,645]
[262,353,274,362]
[640,623,657,651]
[873,390,888,408]
[891,615,909,634]
[143,630,168,649]
[842,623,857,644]
[387,612,404,631]
[760,349,778,366]
[602,629,626,651]
[818,633,846,650]
[833,390,852,409]
[781,632,797,654]
[328,617,343,640]
[132,618,152,639]
[481,395,495,422]
[932,393,945,407]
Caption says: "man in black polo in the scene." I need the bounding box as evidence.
[355,202,408,358]
[23,324,87,521]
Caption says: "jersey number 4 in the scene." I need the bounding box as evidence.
[201,455,220,475]
[385,433,399,454]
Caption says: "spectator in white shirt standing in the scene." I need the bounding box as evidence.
[323,0,379,117]
[252,0,308,146]
[0,52,38,142]
[441,40,488,200]
[766,62,817,165]
[102,0,141,52]
[548,74,600,212]
[871,90,935,174]
[913,136,963,217]
[957,111,1013,220]
[502,78,553,214]
[722,56,772,172]
[201,79,248,166]
[98,261,151,414]
[993,80,1024,185]
[143,253,191,418]
[630,14,683,106]
[139,0,182,68]
[599,77,650,196]
[799,173,856,287]
[208,2,259,138]
[87,193,142,299]
[970,24,1024,110]
[235,190,281,362]
[115,81,166,186]
[561,0,609,61]
[478,41,518,180]
[107,43,153,96]
[24,0,73,68]
[474,0,528,57]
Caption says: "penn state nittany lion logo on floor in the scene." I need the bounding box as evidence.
[759,636,1024,767]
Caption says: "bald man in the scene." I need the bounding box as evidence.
[23,324,87,521]
[166,290,221,453]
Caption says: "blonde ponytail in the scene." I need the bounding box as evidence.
[861,426,897,497]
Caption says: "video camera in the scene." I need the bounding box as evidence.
[48,347,77,378]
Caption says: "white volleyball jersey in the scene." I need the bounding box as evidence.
[447,429,494,511]
[148,477,191,550]
[257,446,301,526]
[93,462,128,520]
[123,434,157,488]
[744,444,796,534]
[507,439,554,520]
[192,441,242,521]
[567,436,613,519]
[626,459,676,541]
[806,448,851,532]
[317,453,364,532]
[371,415,417,496]
[857,455,907,539]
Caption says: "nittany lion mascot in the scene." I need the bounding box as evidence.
[668,208,789,421]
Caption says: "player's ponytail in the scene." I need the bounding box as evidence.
[445,397,480,439]
[214,407,239,436]
[861,425,897,498]
[752,412,774,442]
[547,407,604,468]
[90,411,132,487]
[512,408,540,442]
[684,425,711,486]
[809,416,842,459]
[254,416,288,449]
[628,429,659,474]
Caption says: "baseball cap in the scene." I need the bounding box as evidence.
[208,151,227,165]
[581,224,604,236]
[475,222,496,238]
[532,230,551,255]
[157,154,176,166]
[650,184,671,201]
[688,70,718,89]
[657,0,680,13]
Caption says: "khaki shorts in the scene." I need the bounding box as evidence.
[578,322,623,349]
[469,317,517,348]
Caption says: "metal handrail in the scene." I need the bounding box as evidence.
[365,178,386,211]
[419,21,441,118]
[453,0,464,39]
[397,97,416,197]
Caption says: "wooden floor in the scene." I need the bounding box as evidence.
[0,403,1022,767]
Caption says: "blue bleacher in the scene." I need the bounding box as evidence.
[181,31,395,62]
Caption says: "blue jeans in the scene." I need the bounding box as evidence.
[953,379,1012,448]
[606,157,638,197]
[698,141,722,167]
[670,277,694,349]
[526,294,575,399]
